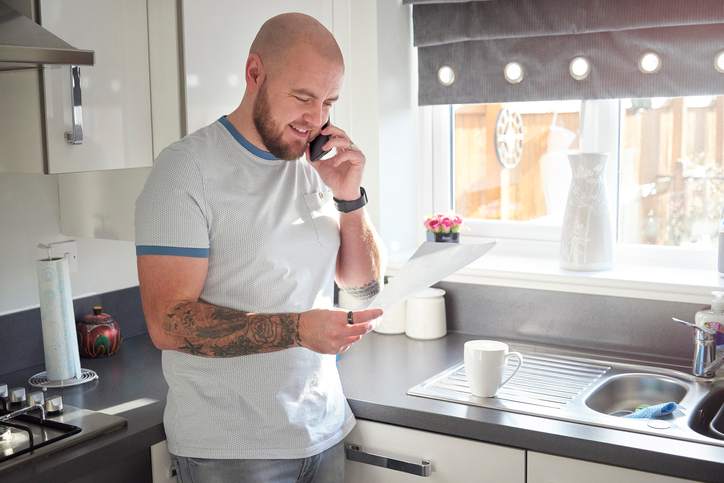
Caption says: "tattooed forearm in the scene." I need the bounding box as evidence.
[163,301,302,357]
[340,280,380,301]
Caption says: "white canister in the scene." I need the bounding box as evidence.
[374,300,406,334]
[405,288,447,340]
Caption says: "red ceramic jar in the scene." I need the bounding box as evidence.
[76,306,122,358]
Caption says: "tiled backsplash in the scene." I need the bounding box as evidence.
[0,286,146,375]
[0,282,705,376]
[438,281,704,366]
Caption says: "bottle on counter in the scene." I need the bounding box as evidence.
[695,291,724,347]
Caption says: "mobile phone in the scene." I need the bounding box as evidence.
[309,120,331,161]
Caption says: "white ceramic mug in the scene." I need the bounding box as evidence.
[464,340,523,398]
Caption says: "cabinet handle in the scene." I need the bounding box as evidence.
[64,65,84,144]
[344,443,432,477]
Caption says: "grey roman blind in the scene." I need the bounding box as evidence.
[405,0,724,104]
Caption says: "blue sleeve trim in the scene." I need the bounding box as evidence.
[136,245,209,258]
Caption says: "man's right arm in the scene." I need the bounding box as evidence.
[137,254,380,356]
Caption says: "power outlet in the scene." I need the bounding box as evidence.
[48,240,79,273]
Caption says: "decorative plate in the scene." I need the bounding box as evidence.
[494,108,525,169]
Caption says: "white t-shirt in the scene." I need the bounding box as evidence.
[135,116,354,459]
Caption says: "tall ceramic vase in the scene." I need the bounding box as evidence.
[559,152,613,271]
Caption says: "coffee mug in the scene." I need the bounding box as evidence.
[464,340,523,398]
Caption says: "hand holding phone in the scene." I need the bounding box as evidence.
[309,120,331,161]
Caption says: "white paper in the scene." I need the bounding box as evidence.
[369,240,496,310]
[37,257,82,381]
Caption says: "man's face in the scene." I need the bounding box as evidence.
[252,48,343,161]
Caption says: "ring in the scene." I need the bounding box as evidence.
[347,311,354,325]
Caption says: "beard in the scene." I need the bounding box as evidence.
[252,82,307,161]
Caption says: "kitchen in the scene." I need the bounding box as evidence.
[1,0,724,481]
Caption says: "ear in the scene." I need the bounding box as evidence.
[245,53,265,91]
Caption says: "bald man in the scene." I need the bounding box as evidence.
[135,13,383,483]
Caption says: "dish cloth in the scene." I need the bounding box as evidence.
[624,402,678,419]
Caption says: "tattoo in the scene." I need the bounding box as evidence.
[163,301,302,357]
[341,280,380,301]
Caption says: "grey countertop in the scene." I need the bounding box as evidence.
[1,332,723,482]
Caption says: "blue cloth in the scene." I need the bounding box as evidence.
[624,402,678,419]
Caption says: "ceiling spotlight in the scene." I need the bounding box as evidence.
[569,56,591,80]
[437,65,455,86]
[715,51,724,74]
[639,52,661,74]
[504,62,524,84]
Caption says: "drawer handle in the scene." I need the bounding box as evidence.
[64,65,84,144]
[344,443,432,477]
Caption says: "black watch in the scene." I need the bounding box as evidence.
[333,187,368,213]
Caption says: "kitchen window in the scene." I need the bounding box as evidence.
[428,96,724,251]
[416,96,724,303]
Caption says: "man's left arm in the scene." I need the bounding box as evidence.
[336,207,383,303]
[307,123,385,305]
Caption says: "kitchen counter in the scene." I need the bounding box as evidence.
[1,332,723,482]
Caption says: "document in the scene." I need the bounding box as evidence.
[369,240,496,310]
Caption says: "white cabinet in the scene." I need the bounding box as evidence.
[40,0,154,173]
[151,440,178,483]
[344,419,525,483]
[57,0,182,241]
[527,452,700,483]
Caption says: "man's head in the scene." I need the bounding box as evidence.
[244,13,344,160]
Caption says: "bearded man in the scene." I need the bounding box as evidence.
[135,12,383,483]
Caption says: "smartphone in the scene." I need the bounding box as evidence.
[309,120,331,161]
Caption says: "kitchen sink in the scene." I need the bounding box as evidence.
[585,373,689,417]
[689,384,724,440]
[408,342,724,447]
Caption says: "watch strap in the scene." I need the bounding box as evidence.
[333,187,368,213]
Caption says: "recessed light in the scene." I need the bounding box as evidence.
[715,51,724,74]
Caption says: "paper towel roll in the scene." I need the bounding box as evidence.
[37,257,82,381]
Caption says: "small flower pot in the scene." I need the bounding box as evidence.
[427,231,460,243]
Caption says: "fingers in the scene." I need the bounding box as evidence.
[322,135,357,153]
[321,123,348,138]
[352,308,384,323]
[344,322,373,337]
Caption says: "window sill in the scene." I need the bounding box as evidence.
[386,239,724,304]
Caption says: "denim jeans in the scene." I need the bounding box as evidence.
[171,440,345,483]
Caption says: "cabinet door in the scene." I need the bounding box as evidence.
[527,452,700,483]
[344,419,525,483]
[151,440,178,483]
[40,0,153,173]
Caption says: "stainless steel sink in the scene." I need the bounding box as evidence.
[689,384,724,440]
[585,373,688,417]
[408,342,724,447]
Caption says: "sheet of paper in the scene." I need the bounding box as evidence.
[368,240,496,311]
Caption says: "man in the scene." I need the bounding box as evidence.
[135,13,383,483]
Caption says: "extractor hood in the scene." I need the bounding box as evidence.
[0,0,94,71]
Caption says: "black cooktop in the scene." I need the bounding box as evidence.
[0,405,127,472]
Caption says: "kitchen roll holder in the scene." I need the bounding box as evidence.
[30,244,98,388]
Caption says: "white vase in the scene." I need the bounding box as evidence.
[559,152,613,271]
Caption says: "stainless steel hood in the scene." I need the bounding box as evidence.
[0,0,94,71]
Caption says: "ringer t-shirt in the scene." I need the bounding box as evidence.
[134,116,354,459]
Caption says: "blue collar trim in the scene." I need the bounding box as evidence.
[218,115,278,161]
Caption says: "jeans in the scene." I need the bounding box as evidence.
[171,440,345,483]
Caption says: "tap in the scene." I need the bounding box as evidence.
[672,317,724,378]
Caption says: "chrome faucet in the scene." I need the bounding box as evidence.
[672,317,724,378]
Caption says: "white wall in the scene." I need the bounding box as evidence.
[346,0,419,256]
[0,174,138,315]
